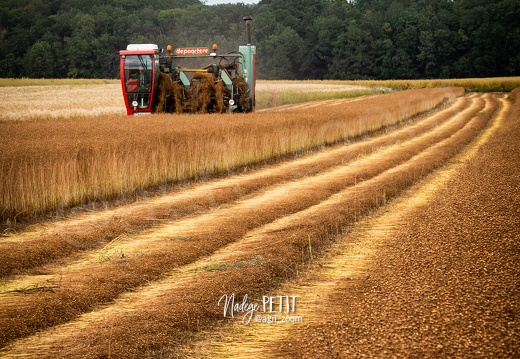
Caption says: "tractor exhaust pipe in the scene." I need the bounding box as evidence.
[243,16,252,45]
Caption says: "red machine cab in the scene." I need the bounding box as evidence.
[119,44,160,115]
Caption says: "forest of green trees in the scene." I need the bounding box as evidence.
[0,0,518,80]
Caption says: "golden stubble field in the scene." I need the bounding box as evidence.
[0,82,518,358]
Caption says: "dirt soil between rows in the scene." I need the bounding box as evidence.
[0,91,518,358]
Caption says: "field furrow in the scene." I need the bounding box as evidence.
[0,93,501,356]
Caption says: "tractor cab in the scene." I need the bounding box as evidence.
[119,44,160,115]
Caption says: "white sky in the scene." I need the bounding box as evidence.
[203,0,260,5]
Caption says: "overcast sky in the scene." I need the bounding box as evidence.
[203,0,260,5]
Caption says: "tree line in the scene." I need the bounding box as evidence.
[0,0,518,80]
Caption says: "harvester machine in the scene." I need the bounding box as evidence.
[119,16,256,116]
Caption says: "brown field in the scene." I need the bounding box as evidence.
[0,83,518,358]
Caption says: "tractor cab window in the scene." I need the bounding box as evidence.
[124,55,153,93]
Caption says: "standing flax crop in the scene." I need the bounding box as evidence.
[0,88,464,220]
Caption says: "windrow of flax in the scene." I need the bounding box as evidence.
[0,87,464,220]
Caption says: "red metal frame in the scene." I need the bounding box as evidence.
[119,49,158,116]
